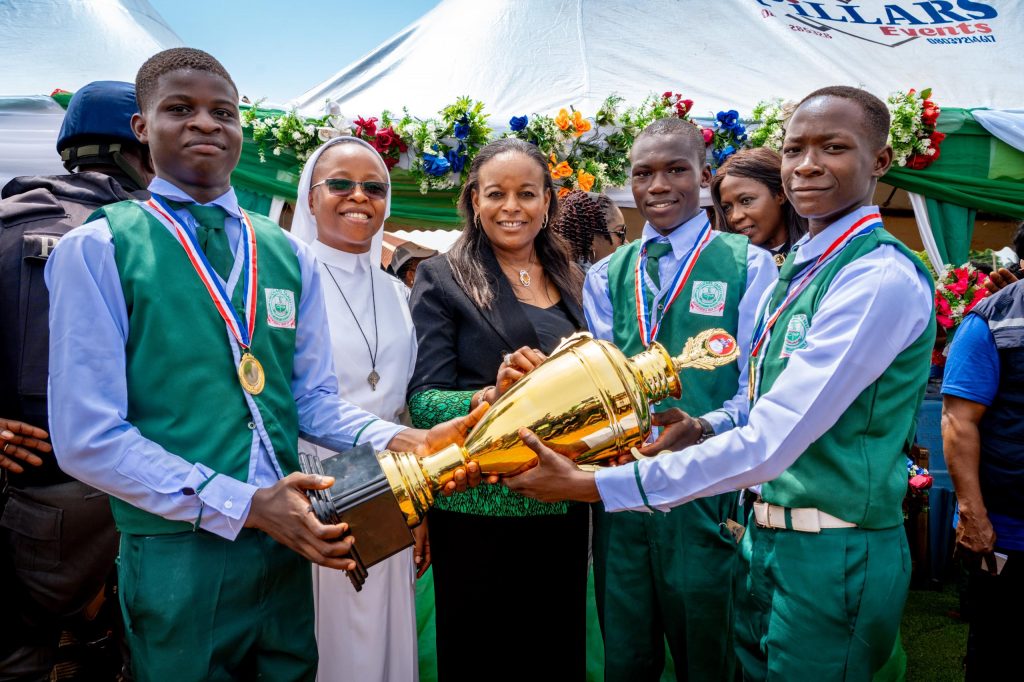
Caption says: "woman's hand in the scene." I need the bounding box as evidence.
[489,346,547,403]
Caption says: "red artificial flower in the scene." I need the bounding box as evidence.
[937,313,955,329]
[662,91,674,101]
[935,294,952,315]
[965,285,990,313]
[908,88,917,96]
[931,131,946,146]
[681,99,693,113]
[381,155,399,170]
[921,106,940,126]
[907,154,930,170]
[931,348,946,368]
[946,275,970,296]
[354,116,378,138]
[909,473,934,491]
[702,127,713,145]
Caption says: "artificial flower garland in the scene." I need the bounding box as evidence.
[241,87,945,195]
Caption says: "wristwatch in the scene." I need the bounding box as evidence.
[695,417,715,444]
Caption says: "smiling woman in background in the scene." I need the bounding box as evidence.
[408,138,589,681]
[711,147,807,267]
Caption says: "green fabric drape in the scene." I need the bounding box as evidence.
[233,186,273,216]
[884,108,1024,265]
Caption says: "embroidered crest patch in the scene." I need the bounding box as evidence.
[689,281,727,316]
[780,314,809,358]
[265,288,296,329]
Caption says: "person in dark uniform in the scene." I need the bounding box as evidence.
[0,80,152,681]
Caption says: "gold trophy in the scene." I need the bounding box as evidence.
[377,327,738,525]
[301,328,737,589]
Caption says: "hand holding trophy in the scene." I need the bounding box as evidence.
[300,328,738,588]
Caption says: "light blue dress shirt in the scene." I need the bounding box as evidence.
[45,178,403,539]
[582,211,778,433]
[595,206,934,513]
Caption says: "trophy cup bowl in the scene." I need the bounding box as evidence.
[300,328,738,590]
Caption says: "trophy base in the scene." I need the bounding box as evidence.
[298,444,414,592]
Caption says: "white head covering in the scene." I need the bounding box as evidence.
[291,136,392,265]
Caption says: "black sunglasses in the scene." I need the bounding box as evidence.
[605,224,628,241]
[311,178,389,199]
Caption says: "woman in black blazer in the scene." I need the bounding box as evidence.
[408,139,588,682]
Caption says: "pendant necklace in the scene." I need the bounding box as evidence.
[324,262,380,390]
[499,251,535,287]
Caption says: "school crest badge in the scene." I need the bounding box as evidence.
[780,314,809,358]
[266,288,296,329]
[689,281,727,316]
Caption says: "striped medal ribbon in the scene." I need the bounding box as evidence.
[634,219,713,346]
[746,212,883,404]
[142,195,265,394]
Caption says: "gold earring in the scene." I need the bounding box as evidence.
[475,215,483,230]
[542,214,549,229]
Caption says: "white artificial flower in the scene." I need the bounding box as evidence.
[325,100,342,116]
[273,147,281,156]
[292,131,303,141]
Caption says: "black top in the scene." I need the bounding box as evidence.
[520,300,577,354]
[408,242,586,396]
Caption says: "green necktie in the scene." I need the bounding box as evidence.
[644,241,673,290]
[186,204,233,282]
[766,249,809,312]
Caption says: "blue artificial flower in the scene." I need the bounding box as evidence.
[453,114,471,140]
[509,115,529,132]
[713,145,737,166]
[446,145,467,174]
[716,110,740,130]
[422,153,451,177]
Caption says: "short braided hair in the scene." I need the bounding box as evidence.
[135,48,237,112]
[551,190,617,264]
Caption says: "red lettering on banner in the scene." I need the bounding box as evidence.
[877,21,992,37]
[976,22,992,33]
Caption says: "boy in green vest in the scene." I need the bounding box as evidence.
[574,117,777,681]
[44,48,482,682]
[507,86,935,681]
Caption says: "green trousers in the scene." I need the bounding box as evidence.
[118,529,316,682]
[734,523,910,681]
[592,494,738,682]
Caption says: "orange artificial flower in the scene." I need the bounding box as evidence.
[555,108,571,131]
[572,111,591,137]
[558,187,571,199]
[577,169,595,192]
[550,160,573,180]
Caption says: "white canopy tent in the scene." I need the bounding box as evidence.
[0,0,182,188]
[293,0,1022,120]
[292,0,1023,259]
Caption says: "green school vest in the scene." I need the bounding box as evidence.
[100,201,302,535]
[757,229,935,529]
[608,232,748,417]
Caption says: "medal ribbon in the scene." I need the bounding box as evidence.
[749,213,882,359]
[634,219,712,346]
[142,196,258,351]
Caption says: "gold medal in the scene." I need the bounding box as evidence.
[238,352,266,395]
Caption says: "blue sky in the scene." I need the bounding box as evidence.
[148,0,441,104]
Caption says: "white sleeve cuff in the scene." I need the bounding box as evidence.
[595,462,653,513]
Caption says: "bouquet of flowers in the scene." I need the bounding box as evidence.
[748,97,791,152]
[907,459,934,494]
[934,264,989,331]
[887,88,945,170]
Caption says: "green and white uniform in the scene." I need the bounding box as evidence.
[583,212,777,680]
[595,206,935,681]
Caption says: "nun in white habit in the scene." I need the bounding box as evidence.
[293,136,423,682]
